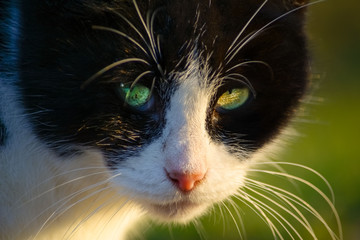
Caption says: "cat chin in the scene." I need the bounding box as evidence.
[144,200,209,223]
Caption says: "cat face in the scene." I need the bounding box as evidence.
[16,0,308,222]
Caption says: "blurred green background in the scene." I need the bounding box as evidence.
[142,1,360,239]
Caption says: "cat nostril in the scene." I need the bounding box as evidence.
[165,170,206,192]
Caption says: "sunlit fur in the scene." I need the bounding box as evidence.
[0,0,343,240]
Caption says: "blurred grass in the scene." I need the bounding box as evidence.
[143,1,360,239]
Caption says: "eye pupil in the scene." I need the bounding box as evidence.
[216,87,250,111]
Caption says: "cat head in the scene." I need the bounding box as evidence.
[15,0,309,222]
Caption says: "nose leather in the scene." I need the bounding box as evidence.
[166,170,206,192]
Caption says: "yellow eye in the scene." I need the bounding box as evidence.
[216,88,250,111]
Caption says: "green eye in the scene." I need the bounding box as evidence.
[216,88,250,111]
[118,83,151,108]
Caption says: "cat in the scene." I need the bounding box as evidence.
[0,0,342,239]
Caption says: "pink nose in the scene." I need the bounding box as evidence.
[166,170,206,192]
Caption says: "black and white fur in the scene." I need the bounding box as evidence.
[0,0,342,239]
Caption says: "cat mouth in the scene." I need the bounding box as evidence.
[147,200,208,222]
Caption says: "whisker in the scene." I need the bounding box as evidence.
[145,9,159,63]
[64,197,124,239]
[145,9,157,61]
[226,60,274,82]
[244,179,314,233]
[226,0,269,58]
[226,0,326,64]
[123,70,153,103]
[15,166,109,206]
[18,170,110,208]
[132,0,158,63]
[149,77,156,98]
[244,177,341,239]
[129,70,153,89]
[27,173,121,239]
[244,190,298,240]
[235,190,283,239]
[81,58,150,89]
[226,60,270,72]
[192,220,208,240]
[40,170,122,239]
[97,199,131,238]
[260,161,301,193]
[226,30,257,65]
[150,7,165,57]
[91,25,149,57]
[227,198,246,240]
[247,168,343,239]
[109,9,159,64]
[250,161,335,203]
[156,33,162,60]
[216,204,227,235]
[32,186,112,240]
[62,193,110,239]
[220,201,242,239]
[222,75,257,98]
[244,184,312,239]
[167,225,175,240]
[110,10,148,48]
[50,173,121,220]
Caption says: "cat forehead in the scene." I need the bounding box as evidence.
[26,0,308,42]
[20,0,308,61]
[27,0,307,72]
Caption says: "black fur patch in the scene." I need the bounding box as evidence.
[0,120,7,147]
[15,0,309,162]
